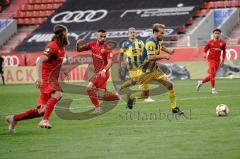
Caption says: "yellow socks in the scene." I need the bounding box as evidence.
[168,90,176,108]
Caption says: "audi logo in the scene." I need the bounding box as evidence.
[226,48,238,60]
[51,10,108,24]
[2,55,19,67]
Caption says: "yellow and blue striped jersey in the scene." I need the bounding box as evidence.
[121,38,144,70]
[141,36,163,72]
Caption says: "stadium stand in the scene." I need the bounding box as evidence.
[0,0,65,53]
[0,0,239,53]
[14,0,206,52]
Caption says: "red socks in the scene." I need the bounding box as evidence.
[14,108,41,121]
[202,74,215,88]
[43,97,59,120]
[202,75,210,83]
[87,87,99,108]
[103,93,120,101]
[210,75,215,88]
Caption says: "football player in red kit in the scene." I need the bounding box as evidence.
[197,28,226,94]
[6,25,69,132]
[76,29,120,112]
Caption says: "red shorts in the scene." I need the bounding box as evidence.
[208,60,220,75]
[91,71,110,90]
[37,82,62,106]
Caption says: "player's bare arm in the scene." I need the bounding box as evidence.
[148,53,170,61]
[35,55,48,88]
[76,39,91,52]
[76,39,83,52]
[220,43,226,67]
[203,41,210,58]
[100,58,112,77]
[161,46,175,55]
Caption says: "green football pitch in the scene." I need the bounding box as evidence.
[0,79,240,159]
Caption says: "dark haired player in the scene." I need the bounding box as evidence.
[197,28,226,94]
[76,29,120,112]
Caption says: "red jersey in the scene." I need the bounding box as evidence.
[204,39,226,62]
[79,41,112,73]
[42,40,65,83]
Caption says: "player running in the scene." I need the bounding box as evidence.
[76,29,120,112]
[119,23,184,115]
[120,27,155,102]
[196,28,226,94]
[6,25,69,132]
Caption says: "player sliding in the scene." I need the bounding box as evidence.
[6,25,69,132]
[196,28,226,94]
[119,23,184,115]
[76,29,120,112]
[120,27,155,102]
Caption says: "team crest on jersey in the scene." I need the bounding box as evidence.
[219,42,223,47]
[148,46,154,51]
[44,48,50,55]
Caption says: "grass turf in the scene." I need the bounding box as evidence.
[0,79,240,159]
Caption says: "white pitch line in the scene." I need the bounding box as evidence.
[56,94,240,110]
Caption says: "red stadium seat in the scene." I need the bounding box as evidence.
[17,18,23,24]
[238,1,240,7]
[20,4,27,10]
[216,1,225,8]
[28,0,34,4]
[229,1,238,7]
[38,11,43,17]
[43,10,52,16]
[36,0,43,4]
[36,17,43,24]
[33,4,40,10]
[30,18,36,24]
[13,12,18,18]
[32,11,38,17]
[25,11,32,17]
[207,2,216,9]
[24,18,31,24]
[47,4,53,10]
[28,5,34,10]
[53,3,60,9]
[19,12,26,18]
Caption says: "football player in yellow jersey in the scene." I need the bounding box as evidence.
[119,23,184,115]
[120,27,155,102]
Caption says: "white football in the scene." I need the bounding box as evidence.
[216,104,229,116]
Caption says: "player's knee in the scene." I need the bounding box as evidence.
[131,78,137,85]
[51,91,62,100]
[86,85,94,92]
[209,74,214,79]
[167,82,173,90]
[87,82,95,90]
[38,105,46,115]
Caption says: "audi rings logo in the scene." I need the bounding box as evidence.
[3,55,19,66]
[226,49,238,60]
[51,10,108,24]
